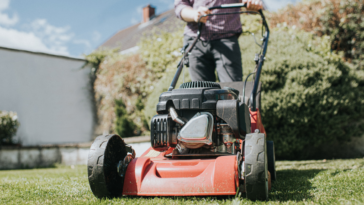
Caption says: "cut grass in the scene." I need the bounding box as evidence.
[0,159,364,204]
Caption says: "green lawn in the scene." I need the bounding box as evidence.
[1,159,363,204]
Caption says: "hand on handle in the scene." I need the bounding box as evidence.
[180,6,211,23]
[194,7,210,23]
[242,0,263,11]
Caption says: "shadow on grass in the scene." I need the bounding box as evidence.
[330,169,352,177]
[268,169,323,202]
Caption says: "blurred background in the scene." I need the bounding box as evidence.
[0,0,363,169]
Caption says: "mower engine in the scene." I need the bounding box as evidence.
[150,81,251,157]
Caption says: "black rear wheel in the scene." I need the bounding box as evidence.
[87,134,127,198]
[267,140,276,181]
[244,132,268,201]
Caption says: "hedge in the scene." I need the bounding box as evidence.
[141,25,364,159]
[115,99,136,137]
[269,0,364,68]
[0,111,19,146]
[88,8,364,159]
[254,30,364,159]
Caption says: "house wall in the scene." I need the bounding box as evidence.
[0,47,95,146]
[0,146,88,169]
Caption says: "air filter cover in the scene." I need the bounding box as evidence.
[177,112,214,149]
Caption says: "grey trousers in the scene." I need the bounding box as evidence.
[183,35,242,82]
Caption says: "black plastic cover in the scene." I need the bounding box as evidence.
[216,100,240,138]
[216,100,251,138]
[219,81,262,110]
[239,102,251,135]
[156,88,238,112]
[150,114,174,150]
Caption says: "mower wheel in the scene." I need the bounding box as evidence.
[244,132,268,201]
[87,134,128,198]
[267,140,276,181]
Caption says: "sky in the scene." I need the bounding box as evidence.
[0,0,300,57]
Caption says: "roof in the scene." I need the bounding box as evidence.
[99,9,182,51]
[0,45,86,61]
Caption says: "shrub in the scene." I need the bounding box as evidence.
[141,25,364,159]
[90,5,364,159]
[135,96,144,111]
[90,53,151,136]
[269,0,364,68]
[0,111,20,146]
[139,28,188,123]
[114,99,135,137]
[241,30,364,159]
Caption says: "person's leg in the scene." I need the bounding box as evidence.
[184,36,216,82]
[212,36,243,82]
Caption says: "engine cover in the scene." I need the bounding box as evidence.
[151,81,256,156]
[156,87,238,112]
[177,112,214,149]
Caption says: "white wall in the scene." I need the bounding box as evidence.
[0,142,150,169]
[0,47,94,145]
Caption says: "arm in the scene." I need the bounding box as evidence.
[174,0,210,23]
[180,7,210,23]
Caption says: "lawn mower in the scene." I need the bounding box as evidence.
[87,3,276,201]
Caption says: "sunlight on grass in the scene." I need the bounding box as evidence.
[0,159,363,204]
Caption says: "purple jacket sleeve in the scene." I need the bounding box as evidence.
[174,0,192,19]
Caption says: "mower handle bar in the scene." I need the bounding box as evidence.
[208,3,248,10]
[168,3,269,111]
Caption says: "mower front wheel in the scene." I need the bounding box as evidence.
[87,134,130,198]
[244,132,268,201]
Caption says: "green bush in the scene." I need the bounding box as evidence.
[90,7,364,159]
[269,0,364,69]
[135,96,144,111]
[114,99,135,138]
[243,30,364,159]
[0,111,20,146]
[139,28,189,123]
[88,52,152,136]
[141,25,364,159]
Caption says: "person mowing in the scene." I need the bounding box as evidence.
[174,0,263,82]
